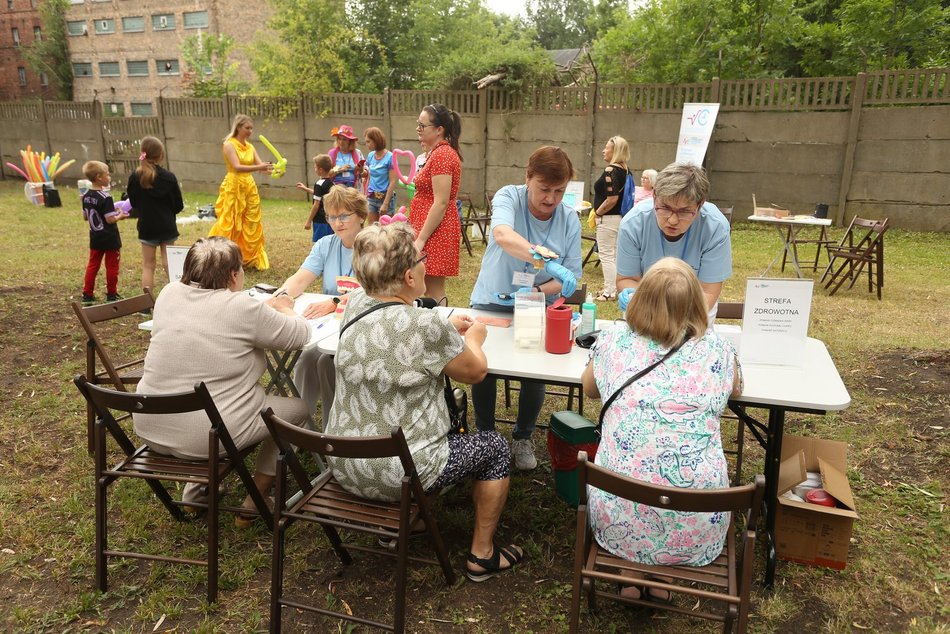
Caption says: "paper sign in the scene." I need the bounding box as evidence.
[740,278,814,366]
[675,103,720,165]
[165,246,189,283]
[562,180,586,213]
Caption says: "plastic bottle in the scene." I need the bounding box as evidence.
[580,293,596,335]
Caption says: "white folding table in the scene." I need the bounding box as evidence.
[748,214,833,278]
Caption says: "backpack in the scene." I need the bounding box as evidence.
[619,170,636,216]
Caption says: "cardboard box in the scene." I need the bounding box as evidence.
[752,194,790,218]
[775,435,858,570]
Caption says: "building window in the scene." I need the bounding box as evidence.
[34,26,41,41]
[104,103,125,117]
[40,72,49,86]
[131,102,154,117]
[122,16,145,33]
[94,18,116,35]
[151,14,175,31]
[18,67,27,86]
[66,21,87,36]
[183,11,209,29]
[72,62,93,77]
[156,59,179,75]
[7,0,13,9]
[126,60,149,77]
[12,28,20,47]
[99,61,120,77]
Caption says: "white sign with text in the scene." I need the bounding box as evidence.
[675,103,720,165]
[740,278,814,366]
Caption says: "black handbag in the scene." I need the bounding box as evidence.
[42,184,62,208]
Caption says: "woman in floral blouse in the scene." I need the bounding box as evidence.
[581,257,743,601]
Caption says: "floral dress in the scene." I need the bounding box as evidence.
[409,141,461,277]
[208,137,268,270]
[589,326,738,566]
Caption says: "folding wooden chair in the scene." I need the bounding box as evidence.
[569,452,764,634]
[262,408,455,634]
[74,375,273,604]
[72,290,155,455]
[458,195,475,256]
[582,234,600,268]
[820,216,889,299]
[503,285,588,420]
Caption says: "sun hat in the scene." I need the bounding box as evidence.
[332,124,357,140]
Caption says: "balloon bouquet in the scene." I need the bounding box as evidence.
[379,148,417,224]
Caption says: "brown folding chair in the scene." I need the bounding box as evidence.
[72,290,155,454]
[74,375,273,604]
[262,408,455,634]
[569,452,765,634]
[820,216,889,299]
[582,234,600,268]
[503,284,588,419]
[458,194,475,256]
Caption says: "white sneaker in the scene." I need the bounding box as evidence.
[512,438,538,471]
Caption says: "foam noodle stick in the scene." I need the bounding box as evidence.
[5,162,29,180]
[257,135,287,179]
[53,159,76,178]
[391,148,416,185]
[49,152,61,176]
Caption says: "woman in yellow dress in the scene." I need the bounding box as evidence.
[208,114,273,270]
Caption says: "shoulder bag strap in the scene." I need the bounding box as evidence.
[338,301,402,338]
[597,336,688,427]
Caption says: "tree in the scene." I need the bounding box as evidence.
[525,0,593,49]
[22,0,72,99]
[180,34,247,97]
[248,0,351,96]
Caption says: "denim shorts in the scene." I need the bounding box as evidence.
[367,195,396,216]
[139,238,175,247]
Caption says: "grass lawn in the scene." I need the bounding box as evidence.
[0,178,947,633]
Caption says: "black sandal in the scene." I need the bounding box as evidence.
[465,544,524,582]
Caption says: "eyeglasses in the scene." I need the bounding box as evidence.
[327,213,354,223]
[415,252,428,265]
[415,121,435,131]
[654,202,700,220]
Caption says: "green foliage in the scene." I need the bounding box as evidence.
[251,0,555,93]
[525,0,593,49]
[592,0,950,83]
[180,34,247,97]
[22,0,72,99]
[248,0,351,96]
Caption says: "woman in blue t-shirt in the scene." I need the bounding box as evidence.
[275,186,368,428]
[362,126,397,223]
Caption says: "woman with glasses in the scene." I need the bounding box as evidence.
[275,186,369,429]
[591,135,632,301]
[326,222,524,582]
[409,103,463,303]
[616,162,732,321]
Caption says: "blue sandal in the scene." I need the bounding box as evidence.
[466,543,524,582]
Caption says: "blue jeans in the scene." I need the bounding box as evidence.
[367,194,395,216]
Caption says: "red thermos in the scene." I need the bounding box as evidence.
[545,304,573,354]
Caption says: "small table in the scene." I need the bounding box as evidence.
[139,291,340,398]
[748,215,833,278]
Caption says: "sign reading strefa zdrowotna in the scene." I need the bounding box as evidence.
[675,103,720,166]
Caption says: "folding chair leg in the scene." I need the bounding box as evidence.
[208,460,219,604]
[320,524,353,565]
[271,518,287,634]
[393,495,412,634]
[95,476,108,593]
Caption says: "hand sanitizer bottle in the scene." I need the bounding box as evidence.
[580,293,596,335]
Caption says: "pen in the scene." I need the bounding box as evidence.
[447,308,455,318]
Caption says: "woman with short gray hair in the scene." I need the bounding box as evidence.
[326,223,525,582]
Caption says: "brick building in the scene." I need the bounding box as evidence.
[66,0,273,116]
[0,0,56,100]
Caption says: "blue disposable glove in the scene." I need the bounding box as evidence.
[493,287,532,307]
[618,287,636,311]
[544,261,577,298]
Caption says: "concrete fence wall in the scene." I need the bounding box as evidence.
[1,68,947,231]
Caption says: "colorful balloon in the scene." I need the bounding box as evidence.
[258,135,287,179]
[391,149,417,186]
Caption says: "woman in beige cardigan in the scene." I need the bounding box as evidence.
[135,237,311,525]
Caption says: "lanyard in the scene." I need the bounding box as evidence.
[658,223,691,261]
[337,240,354,277]
[522,201,556,272]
